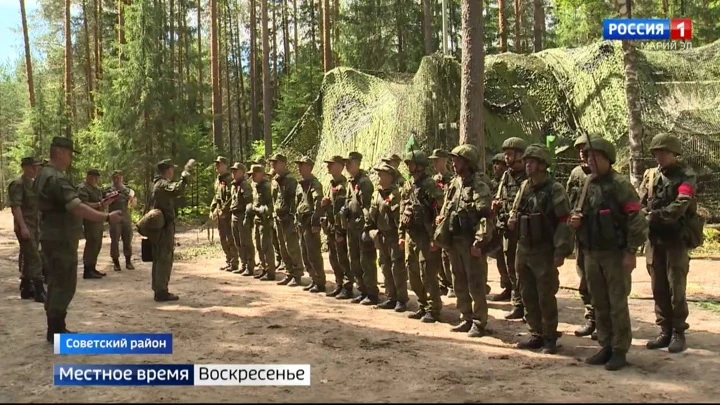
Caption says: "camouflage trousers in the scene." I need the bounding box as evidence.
[347,226,378,297]
[232,214,256,270]
[327,231,352,290]
[516,244,559,341]
[218,214,239,267]
[646,240,690,331]
[110,220,133,259]
[406,232,441,313]
[447,236,489,327]
[299,225,325,285]
[379,230,408,304]
[15,229,42,281]
[275,217,304,278]
[255,219,276,276]
[82,226,103,268]
[41,238,80,318]
[151,223,176,294]
[575,248,595,321]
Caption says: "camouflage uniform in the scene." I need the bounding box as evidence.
[381,153,406,188]
[249,164,276,280]
[229,163,255,275]
[270,153,305,285]
[77,169,106,278]
[510,144,573,353]
[150,159,192,301]
[294,156,326,292]
[429,148,455,297]
[106,170,135,271]
[437,145,494,337]
[321,156,353,298]
[211,156,239,271]
[639,133,697,353]
[366,163,408,310]
[488,153,508,296]
[8,157,45,302]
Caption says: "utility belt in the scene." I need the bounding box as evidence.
[517,213,553,247]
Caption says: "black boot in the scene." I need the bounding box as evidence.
[113,258,122,272]
[254,270,267,279]
[646,328,672,350]
[605,352,627,371]
[287,277,301,287]
[335,288,354,300]
[451,320,473,333]
[125,257,135,270]
[491,288,511,302]
[585,346,613,365]
[46,315,60,343]
[303,282,316,291]
[259,273,276,281]
[20,279,34,299]
[360,295,379,306]
[83,265,102,279]
[241,266,254,277]
[517,335,544,350]
[309,284,326,293]
[326,286,342,297]
[93,265,106,277]
[33,279,47,303]
[504,306,524,320]
[408,308,426,320]
[377,299,396,310]
[468,323,485,338]
[277,275,293,285]
[421,312,439,323]
[668,330,687,353]
[154,291,180,302]
[541,338,558,354]
[574,320,596,337]
[351,294,367,304]
[394,301,407,312]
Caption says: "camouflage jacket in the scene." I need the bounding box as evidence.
[272,171,298,220]
[566,164,591,209]
[78,181,105,233]
[440,171,493,245]
[345,170,374,230]
[296,175,324,227]
[366,184,401,233]
[251,179,274,223]
[8,174,39,232]
[638,162,697,241]
[230,176,253,215]
[151,172,191,223]
[104,184,134,218]
[322,175,348,236]
[400,173,444,239]
[210,171,233,215]
[34,165,83,241]
[496,168,527,226]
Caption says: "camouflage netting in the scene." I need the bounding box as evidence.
[278,40,720,219]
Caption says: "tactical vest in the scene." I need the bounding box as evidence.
[647,166,687,240]
[578,174,628,251]
[515,179,558,247]
[448,174,483,238]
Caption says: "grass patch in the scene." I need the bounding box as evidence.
[695,300,720,314]
[691,228,720,256]
[175,241,221,261]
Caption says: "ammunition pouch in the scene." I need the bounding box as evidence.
[519,213,551,246]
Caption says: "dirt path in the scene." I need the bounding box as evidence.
[1,209,719,403]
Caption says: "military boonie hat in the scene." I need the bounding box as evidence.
[381,153,402,164]
[428,148,449,159]
[269,153,287,163]
[87,168,101,176]
[346,151,363,162]
[374,162,398,177]
[231,162,248,172]
[250,164,266,175]
[20,157,42,166]
[51,136,80,154]
[157,159,177,171]
[324,155,347,164]
[492,153,505,163]
[214,156,229,165]
[111,169,123,177]
[294,156,315,165]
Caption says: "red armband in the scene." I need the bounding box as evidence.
[557,215,569,223]
[678,183,694,197]
[622,201,641,214]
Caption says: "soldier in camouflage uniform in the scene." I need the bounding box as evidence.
[36,137,123,342]
[106,170,136,272]
[436,144,493,337]
[229,163,256,275]
[149,159,193,301]
[295,156,326,293]
[565,135,597,339]
[569,137,648,371]
[508,144,573,354]
[400,151,444,322]
[9,156,46,302]
[429,148,455,298]
[250,157,283,272]
[381,153,406,188]
[342,151,379,304]
[367,163,408,311]
[249,164,276,280]
[492,137,528,319]
[639,133,697,354]
[270,153,305,286]
[321,155,354,298]
[488,153,508,297]
[78,169,108,279]
[211,156,239,272]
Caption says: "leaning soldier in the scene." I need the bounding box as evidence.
[367,163,408,312]
[569,137,647,371]
[639,133,697,354]
[321,155,353,299]
[492,137,528,318]
[78,169,108,279]
[248,164,276,280]
[106,170,136,272]
[270,153,305,286]
[210,156,239,272]
[487,153,509,299]
[35,137,123,342]
[149,159,194,301]
[9,156,46,302]
[342,151,379,305]
[428,148,455,298]
[508,144,573,354]
[295,156,326,293]
[229,163,255,275]
[400,151,444,322]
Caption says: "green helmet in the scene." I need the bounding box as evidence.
[583,137,616,164]
[403,151,429,166]
[492,153,505,164]
[573,135,588,148]
[501,137,528,152]
[522,144,552,166]
[449,144,479,167]
[649,133,682,155]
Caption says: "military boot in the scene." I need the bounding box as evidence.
[504,306,524,320]
[421,312,439,324]
[19,279,34,299]
[485,285,491,294]
[309,283,326,293]
[451,320,473,333]
[468,323,485,338]
[646,328,672,350]
[277,275,293,285]
[491,288,511,302]
[394,301,407,313]
[113,258,122,272]
[541,338,558,354]
[335,288,354,300]
[83,265,102,279]
[585,346,613,365]
[376,299,395,310]
[60,312,75,333]
[360,295,379,306]
[408,307,426,320]
[604,352,627,371]
[241,266,254,277]
[439,285,449,296]
[154,291,180,302]
[668,330,687,353]
[259,272,276,281]
[254,270,267,279]
[46,315,61,343]
[517,335,544,350]
[287,277,301,287]
[574,320,596,337]
[351,294,367,304]
[33,279,47,303]
[93,266,107,277]
[303,282,316,291]
[125,256,135,270]
[326,286,343,297]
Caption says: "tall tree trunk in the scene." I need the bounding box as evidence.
[532,0,543,52]
[322,0,332,71]
[262,0,272,156]
[211,0,223,150]
[441,0,448,54]
[64,0,73,138]
[93,0,102,116]
[19,0,35,108]
[422,0,433,54]
[272,0,277,83]
[449,0,456,53]
[662,0,668,15]
[197,0,203,113]
[317,0,323,63]
[513,0,521,52]
[292,0,298,69]
[332,0,339,65]
[282,0,290,74]
[250,0,259,140]
[230,3,246,160]
[396,0,405,71]
[118,0,125,48]
[498,0,507,52]
[459,0,485,167]
[223,2,233,161]
[82,0,94,120]
[309,0,317,51]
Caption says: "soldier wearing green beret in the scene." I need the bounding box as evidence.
[294,156,326,292]
[9,156,45,302]
[78,168,108,279]
[36,137,123,342]
[429,148,455,298]
[229,163,256,275]
[105,169,136,272]
[249,164,276,280]
[508,144,573,354]
[321,155,353,298]
[149,158,193,301]
[211,156,239,272]
[270,153,305,286]
[569,137,647,371]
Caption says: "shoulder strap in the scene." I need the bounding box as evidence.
[648,167,656,198]
[511,179,529,212]
[574,174,594,212]
[495,171,507,200]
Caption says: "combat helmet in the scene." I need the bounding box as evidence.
[449,144,479,167]
[403,151,429,166]
[501,137,528,152]
[522,144,552,166]
[583,137,616,164]
[574,135,588,148]
[492,153,505,164]
[649,133,682,155]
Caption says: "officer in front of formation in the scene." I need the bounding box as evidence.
[106,170,136,272]
[270,153,305,286]
[9,156,45,302]
[211,156,239,272]
[508,144,573,354]
[321,155,353,299]
[428,148,455,298]
[36,137,123,342]
[295,156,326,293]
[78,168,108,279]
[230,163,255,276]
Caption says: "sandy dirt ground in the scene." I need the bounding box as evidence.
[1,208,720,403]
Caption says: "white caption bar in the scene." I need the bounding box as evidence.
[193,364,311,386]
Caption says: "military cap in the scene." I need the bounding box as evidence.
[214,156,229,165]
[501,137,528,152]
[294,156,315,165]
[87,168,101,176]
[111,169,123,177]
[250,164,266,174]
[492,153,505,163]
[252,157,267,165]
[268,153,287,163]
[374,162,399,177]
[51,136,80,154]
[231,162,248,172]
[157,159,177,171]
[583,137,617,164]
[346,151,363,162]
[573,135,588,148]
[324,155,347,164]
[20,157,42,166]
[428,148,449,160]
[381,153,403,164]
[403,151,429,166]
[650,133,682,155]
[523,144,552,166]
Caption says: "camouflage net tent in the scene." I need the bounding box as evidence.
[279,40,720,220]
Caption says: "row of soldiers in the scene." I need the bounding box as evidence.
[210,132,697,372]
